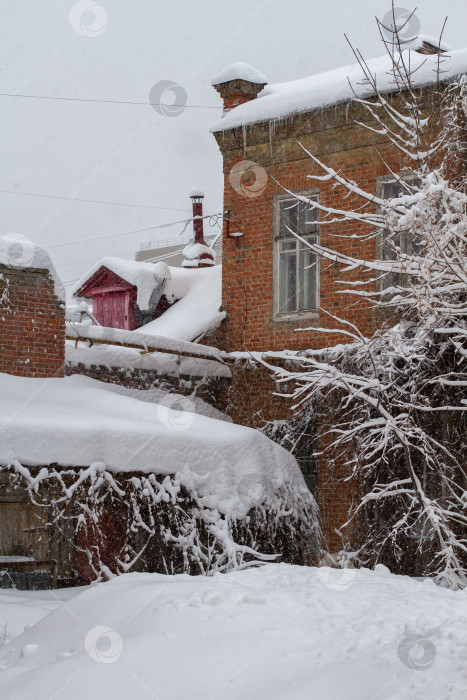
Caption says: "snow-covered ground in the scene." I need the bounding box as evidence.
[0,563,466,700]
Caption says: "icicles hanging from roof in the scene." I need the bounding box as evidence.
[242,123,248,156]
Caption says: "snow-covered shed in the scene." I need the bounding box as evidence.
[75,259,172,331]
[0,372,318,587]
[74,259,225,342]
[74,189,222,339]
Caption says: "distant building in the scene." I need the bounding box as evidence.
[135,233,222,267]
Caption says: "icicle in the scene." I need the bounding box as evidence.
[242,124,247,156]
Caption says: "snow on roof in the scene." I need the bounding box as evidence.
[74,257,161,310]
[66,320,231,377]
[0,234,65,302]
[74,257,224,342]
[66,340,231,378]
[143,264,224,341]
[404,34,454,52]
[68,322,228,362]
[211,61,268,86]
[0,372,312,519]
[211,48,467,132]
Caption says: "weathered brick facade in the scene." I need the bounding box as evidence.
[0,265,65,378]
[212,91,440,354]
[211,76,443,554]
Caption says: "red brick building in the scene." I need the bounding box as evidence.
[210,51,467,552]
[210,50,467,353]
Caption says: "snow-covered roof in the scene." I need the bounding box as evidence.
[66,320,231,378]
[404,34,454,53]
[0,372,311,520]
[143,264,224,341]
[211,61,268,86]
[74,257,224,343]
[0,234,65,302]
[211,48,467,132]
[75,257,162,310]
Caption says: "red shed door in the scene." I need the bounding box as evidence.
[78,268,138,330]
[100,291,127,329]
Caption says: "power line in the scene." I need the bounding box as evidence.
[0,92,220,109]
[0,188,192,212]
[46,222,183,249]
[63,278,80,286]
[58,231,219,268]
[45,212,223,249]
[58,251,135,268]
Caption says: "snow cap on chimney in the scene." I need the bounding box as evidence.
[189,187,205,199]
[212,62,268,113]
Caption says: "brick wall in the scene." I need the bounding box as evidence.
[0,265,65,378]
[213,89,440,353]
[224,358,353,554]
[211,88,444,554]
[198,317,229,352]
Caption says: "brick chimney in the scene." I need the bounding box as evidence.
[212,62,268,113]
[182,189,215,269]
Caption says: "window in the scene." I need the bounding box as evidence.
[379,178,420,290]
[276,196,319,316]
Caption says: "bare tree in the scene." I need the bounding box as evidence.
[268,14,467,588]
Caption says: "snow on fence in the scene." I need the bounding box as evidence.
[66,321,235,367]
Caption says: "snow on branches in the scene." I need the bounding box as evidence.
[3,459,318,582]
[272,22,467,588]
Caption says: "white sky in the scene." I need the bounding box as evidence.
[1,0,466,293]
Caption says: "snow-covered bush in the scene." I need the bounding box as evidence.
[4,461,317,581]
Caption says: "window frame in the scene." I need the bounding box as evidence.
[273,190,320,322]
[376,172,419,292]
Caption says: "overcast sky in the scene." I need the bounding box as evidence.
[1,0,466,294]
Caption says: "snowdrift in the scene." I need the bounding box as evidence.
[1,563,466,700]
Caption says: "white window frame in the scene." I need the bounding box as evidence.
[273,191,320,322]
